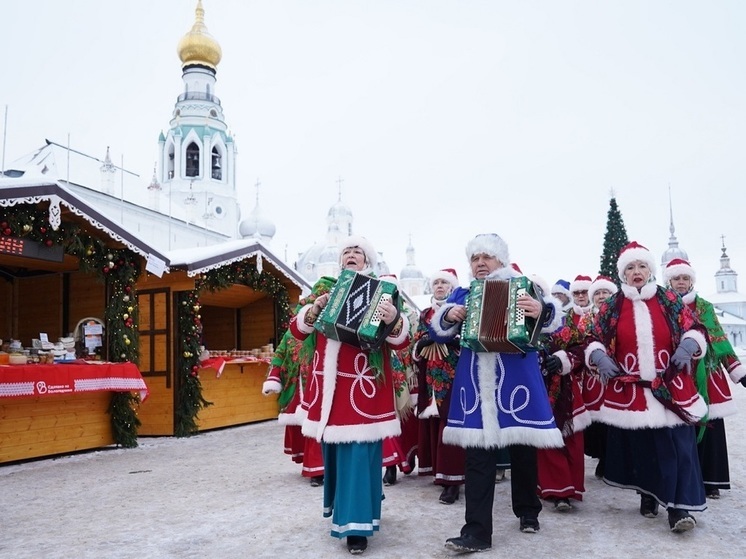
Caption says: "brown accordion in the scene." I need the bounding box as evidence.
[460,276,541,353]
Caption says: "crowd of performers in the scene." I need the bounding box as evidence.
[263,233,746,555]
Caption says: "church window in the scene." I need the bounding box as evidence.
[167,144,175,179]
[211,146,222,180]
[186,142,200,177]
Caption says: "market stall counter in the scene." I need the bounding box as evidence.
[0,361,149,464]
[197,355,278,430]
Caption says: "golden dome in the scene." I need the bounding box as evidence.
[177,1,222,70]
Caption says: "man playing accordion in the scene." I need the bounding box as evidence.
[430,233,564,554]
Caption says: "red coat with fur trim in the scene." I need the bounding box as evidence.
[290,305,410,444]
[584,283,708,429]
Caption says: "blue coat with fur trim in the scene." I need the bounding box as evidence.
[430,274,565,450]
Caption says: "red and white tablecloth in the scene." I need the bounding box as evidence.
[0,361,149,401]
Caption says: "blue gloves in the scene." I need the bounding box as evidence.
[671,337,699,371]
[590,349,620,382]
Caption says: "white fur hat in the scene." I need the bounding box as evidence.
[570,274,593,293]
[430,268,459,289]
[465,233,509,265]
[588,275,618,300]
[616,241,657,282]
[663,258,696,285]
[338,235,377,269]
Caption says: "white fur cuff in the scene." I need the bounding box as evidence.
[296,305,316,335]
[682,330,707,360]
[431,303,461,340]
[728,363,746,383]
[262,379,282,395]
[584,341,607,369]
[555,350,572,376]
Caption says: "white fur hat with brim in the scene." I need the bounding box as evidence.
[570,274,593,293]
[338,235,377,269]
[588,275,618,300]
[663,258,696,285]
[430,268,459,289]
[465,233,509,265]
[616,241,657,282]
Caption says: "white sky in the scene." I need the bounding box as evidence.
[2,0,745,294]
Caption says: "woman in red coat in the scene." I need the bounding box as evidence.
[290,236,410,555]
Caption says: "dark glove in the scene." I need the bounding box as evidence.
[590,349,620,382]
[740,377,746,388]
[543,355,563,375]
[671,337,699,371]
[418,334,435,349]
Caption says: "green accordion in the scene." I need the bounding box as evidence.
[314,270,400,350]
[460,276,541,353]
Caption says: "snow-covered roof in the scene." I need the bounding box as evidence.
[166,238,310,290]
[0,179,170,267]
[704,291,746,304]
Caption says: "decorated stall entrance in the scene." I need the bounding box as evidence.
[0,181,168,463]
[135,240,309,436]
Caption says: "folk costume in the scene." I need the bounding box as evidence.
[263,277,336,482]
[289,236,411,551]
[581,275,618,477]
[434,234,564,550]
[664,258,746,497]
[381,275,420,485]
[536,277,592,507]
[551,279,573,314]
[412,268,465,503]
[585,242,708,531]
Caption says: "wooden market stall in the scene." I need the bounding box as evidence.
[135,239,310,436]
[0,180,167,464]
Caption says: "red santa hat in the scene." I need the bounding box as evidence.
[663,258,696,285]
[338,235,377,269]
[588,274,618,300]
[430,268,459,289]
[569,274,593,293]
[616,241,657,281]
[465,233,509,265]
[379,273,399,288]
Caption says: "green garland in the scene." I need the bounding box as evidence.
[198,259,292,328]
[170,259,291,436]
[1,205,141,447]
[174,290,212,436]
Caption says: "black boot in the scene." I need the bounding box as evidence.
[668,508,696,533]
[439,485,460,504]
[383,466,397,486]
[347,535,368,554]
[639,494,659,518]
[310,475,324,487]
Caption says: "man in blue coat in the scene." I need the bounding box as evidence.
[430,233,564,554]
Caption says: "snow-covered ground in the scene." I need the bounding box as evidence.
[1,388,745,559]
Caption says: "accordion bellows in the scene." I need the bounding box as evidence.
[315,270,400,350]
[461,276,541,353]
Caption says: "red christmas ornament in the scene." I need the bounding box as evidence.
[3,228,11,236]
[45,239,53,247]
